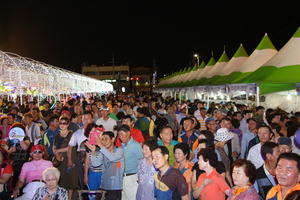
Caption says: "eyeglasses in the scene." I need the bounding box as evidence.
[59,122,68,125]
[32,150,43,154]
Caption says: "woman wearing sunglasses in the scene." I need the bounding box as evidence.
[53,118,78,200]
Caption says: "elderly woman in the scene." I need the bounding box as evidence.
[136,139,158,200]
[32,167,68,200]
[227,159,259,200]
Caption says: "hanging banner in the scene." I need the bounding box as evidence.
[195,86,207,93]
[227,83,257,93]
[208,85,226,93]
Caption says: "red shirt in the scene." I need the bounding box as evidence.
[116,128,145,147]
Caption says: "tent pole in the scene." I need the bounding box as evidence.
[256,85,260,106]
[296,93,299,112]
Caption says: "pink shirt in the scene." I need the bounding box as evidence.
[19,159,53,183]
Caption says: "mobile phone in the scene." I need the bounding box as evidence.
[67,164,75,173]
[89,130,101,145]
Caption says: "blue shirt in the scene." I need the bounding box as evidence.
[122,138,143,173]
[42,128,60,157]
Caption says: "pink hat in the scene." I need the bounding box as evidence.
[61,110,71,115]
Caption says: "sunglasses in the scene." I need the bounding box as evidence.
[59,122,68,125]
[32,150,43,154]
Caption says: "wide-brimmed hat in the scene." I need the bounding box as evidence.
[215,128,234,142]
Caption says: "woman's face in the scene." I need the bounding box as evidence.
[142,145,152,159]
[206,120,217,132]
[232,166,249,187]
[174,148,186,163]
[45,174,59,190]
[59,120,69,130]
[2,119,8,126]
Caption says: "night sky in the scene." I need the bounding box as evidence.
[1,1,300,77]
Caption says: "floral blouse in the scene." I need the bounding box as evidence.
[32,186,68,200]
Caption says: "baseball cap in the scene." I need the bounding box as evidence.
[31,145,44,153]
[180,105,187,110]
[100,106,110,111]
[277,137,292,148]
[217,108,228,116]
[205,117,215,125]
[61,110,71,115]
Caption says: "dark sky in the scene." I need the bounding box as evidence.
[1,1,300,76]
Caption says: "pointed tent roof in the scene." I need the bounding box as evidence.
[179,66,193,83]
[184,61,207,86]
[239,26,300,94]
[205,51,229,78]
[214,33,278,85]
[194,56,216,80]
[204,44,248,85]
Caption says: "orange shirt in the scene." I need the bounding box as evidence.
[266,183,300,200]
[196,168,230,200]
[174,162,194,199]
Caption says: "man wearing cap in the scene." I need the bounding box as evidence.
[241,118,258,158]
[278,137,292,153]
[96,106,117,133]
[254,142,280,200]
[13,145,53,200]
[61,109,79,133]
[154,110,169,138]
[216,108,228,128]
[247,125,273,169]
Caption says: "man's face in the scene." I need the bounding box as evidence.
[244,113,251,120]
[268,146,281,162]
[272,115,281,124]
[200,109,207,117]
[167,106,174,113]
[50,119,59,129]
[31,150,44,161]
[101,134,114,149]
[122,118,133,128]
[279,145,292,153]
[276,158,300,188]
[197,103,203,109]
[234,113,242,121]
[247,120,257,131]
[183,119,193,132]
[113,105,119,112]
[123,105,129,111]
[160,128,173,145]
[7,115,14,124]
[82,114,93,127]
[118,130,130,144]
[31,109,39,118]
[85,105,92,111]
[101,110,109,117]
[74,105,81,114]
[257,109,265,116]
[181,108,186,114]
[216,111,224,120]
[220,120,232,131]
[23,116,32,125]
[258,127,272,144]
[152,149,168,170]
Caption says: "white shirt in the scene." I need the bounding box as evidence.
[26,122,41,143]
[96,117,117,132]
[69,128,86,151]
[247,143,263,169]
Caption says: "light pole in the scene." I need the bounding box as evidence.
[194,54,200,67]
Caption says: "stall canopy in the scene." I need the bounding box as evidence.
[157,27,300,95]
[0,51,114,96]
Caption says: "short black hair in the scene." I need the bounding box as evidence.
[117,124,131,133]
[277,153,300,172]
[197,148,218,168]
[199,130,214,141]
[261,142,279,161]
[48,115,59,124]
[198,138,215,151]
[246,118,258,124]
[122,115,133,122]
[83,110,93,119]
[174,142,190,160]
[152,146,169,156]
[102,131,115,139]
[256,106,265,112]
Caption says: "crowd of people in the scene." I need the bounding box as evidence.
[0,93,300,200]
